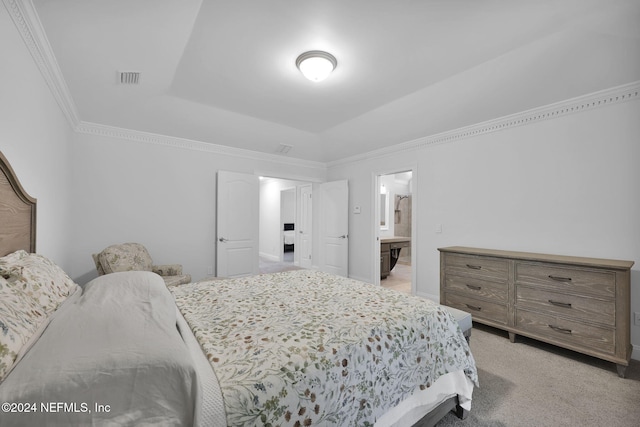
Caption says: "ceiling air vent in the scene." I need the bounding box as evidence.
[275,144,292,154]
[118,71,140,84]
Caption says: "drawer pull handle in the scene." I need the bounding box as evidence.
[548,300,572,309]
[466,284,482,291]
[548,275,572,282]
[466,264,482,270]
[548,325,572,334]
[465,304,482,311]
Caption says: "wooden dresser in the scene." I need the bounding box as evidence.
[439,246,635,377]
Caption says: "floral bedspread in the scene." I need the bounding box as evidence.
[171,270,477,426]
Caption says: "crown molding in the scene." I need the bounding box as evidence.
[327,81,640,169]
[4,0,80,126]
[76,122,327,171]
[75,81,639,172]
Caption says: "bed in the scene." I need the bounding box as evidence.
[0,150,477,426]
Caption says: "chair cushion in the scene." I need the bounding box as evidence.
[162,274,192,287]
[97,243,153,274]
[152,264,183,277]
[91,253,105,275]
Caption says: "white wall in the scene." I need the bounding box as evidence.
[328,98,640,351]
[70,134,325,283]
[0,5,74,271]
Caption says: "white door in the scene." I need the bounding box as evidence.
[297,184,313,269]
[216,171,259,277]
[319,180,349,277]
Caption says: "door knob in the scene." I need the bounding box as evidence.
[218,237,228,242]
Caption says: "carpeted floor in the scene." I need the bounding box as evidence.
[259,255,302,274]
[436,324,640,426]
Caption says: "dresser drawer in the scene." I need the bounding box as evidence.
[444,274,508,303]
[515,262,615,298]
[444,253,509,280]
[443,292,508,325]
[516,286,615,326]
[516,309,614,354]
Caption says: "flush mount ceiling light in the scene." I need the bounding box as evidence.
[296,50,337,82]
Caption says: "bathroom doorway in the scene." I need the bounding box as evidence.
[376,170,414,294]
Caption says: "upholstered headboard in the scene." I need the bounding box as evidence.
[0,151,37,256]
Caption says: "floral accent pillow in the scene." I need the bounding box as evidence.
[0,276,48,381]
[0,251,78,381]
[0,250,78,314]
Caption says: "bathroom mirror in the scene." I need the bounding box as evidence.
[380,192,389,230]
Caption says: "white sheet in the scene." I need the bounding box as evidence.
[175,307,226,427]
[375,370,474,426]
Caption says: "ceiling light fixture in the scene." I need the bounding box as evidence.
[296,50,337,82]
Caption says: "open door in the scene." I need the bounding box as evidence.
[319,180,348,277]
[216,171,259,277]
[297,184,313,269]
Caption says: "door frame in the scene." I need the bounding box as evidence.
[372,165,417,294]
[254,171,320,269]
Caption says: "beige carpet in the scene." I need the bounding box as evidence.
[436,324,640,426]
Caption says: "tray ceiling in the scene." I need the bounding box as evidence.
[30,0,640,162]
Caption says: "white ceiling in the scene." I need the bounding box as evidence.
[32,0,640,163]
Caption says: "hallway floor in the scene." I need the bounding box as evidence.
[259,255,302,274]
[381,262,411,294]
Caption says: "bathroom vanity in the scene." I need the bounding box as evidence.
[381,237,411,279]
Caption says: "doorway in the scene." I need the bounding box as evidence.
[217,172,347,277]
[258,177,309,273]
[376,170,414,294]
[280,188,296,265]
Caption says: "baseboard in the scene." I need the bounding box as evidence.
[259,252,279,262]
[349,274,371,284]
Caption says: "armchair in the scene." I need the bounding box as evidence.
[92,242,191,287]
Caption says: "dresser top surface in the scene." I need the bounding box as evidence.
[438,246,635,270]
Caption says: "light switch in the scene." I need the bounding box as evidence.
[354,206,361,214]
